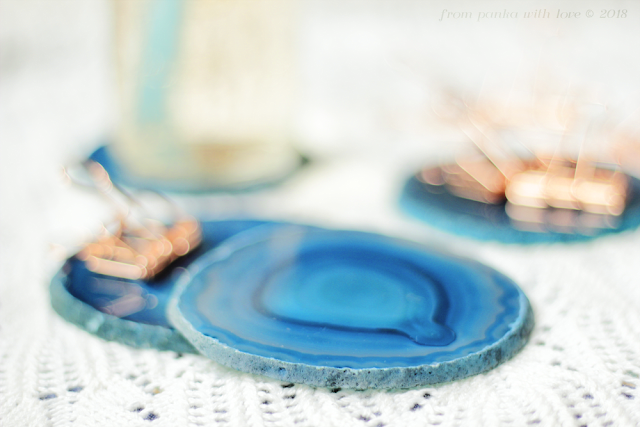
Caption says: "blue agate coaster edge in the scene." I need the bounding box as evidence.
[50,266,196,353]
[399,173,640,244]
[48,219,289,352]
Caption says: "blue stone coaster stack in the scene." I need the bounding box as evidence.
[51,219,534,388]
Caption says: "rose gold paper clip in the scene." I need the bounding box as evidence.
[68,161,202,280]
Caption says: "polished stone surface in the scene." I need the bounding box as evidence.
[169,226,534,389]
[50,220,277,352]
[399,172,640,244]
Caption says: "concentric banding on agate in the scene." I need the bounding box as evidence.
[169,226,534,389]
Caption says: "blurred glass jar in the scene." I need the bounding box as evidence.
[111,0,300,189]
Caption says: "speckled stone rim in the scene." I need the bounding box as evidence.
[50,265,196,354]
[167,247,535,390]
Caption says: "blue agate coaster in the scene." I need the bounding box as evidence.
[168,225,534,389]
[50,220,278,352]
[399,172,640,244]
[88,145,305,194]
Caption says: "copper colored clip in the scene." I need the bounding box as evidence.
[505,158,628,232]
[438,159,507,204]
[425,88,632,233]
[77,218,202,281]
[72,160,202,280]
[420,156,539,205]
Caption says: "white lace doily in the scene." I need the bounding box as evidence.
[1,1,639,426]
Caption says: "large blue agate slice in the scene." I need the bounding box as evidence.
[399,172,640,244]
[168,226,534,389]
[49,220,278,352]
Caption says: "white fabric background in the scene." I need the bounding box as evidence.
[1,1,639,426]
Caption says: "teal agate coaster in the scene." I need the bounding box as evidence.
[50,220,277,352]
[399,172,640,244]
[168,225,534,389]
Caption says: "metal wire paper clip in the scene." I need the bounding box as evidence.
[66,161,202,280]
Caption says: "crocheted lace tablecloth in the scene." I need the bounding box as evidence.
[1,1,639,426]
